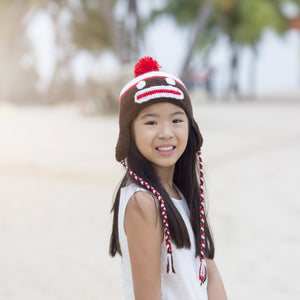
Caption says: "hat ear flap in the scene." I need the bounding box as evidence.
[116,128,131,162]
[190,119,203,149]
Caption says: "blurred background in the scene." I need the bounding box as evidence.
[1,0,300,107]
[0,0,300,299]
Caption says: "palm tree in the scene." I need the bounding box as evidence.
[150,0,214,82]
[70,0,143,63]
[217,0,287,98]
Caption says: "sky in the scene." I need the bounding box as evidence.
[27,4,300,97]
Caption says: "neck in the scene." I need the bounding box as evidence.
[154,165,174,185]
[153,165,180,199]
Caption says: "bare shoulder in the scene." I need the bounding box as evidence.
[124,191,162,237]
[127,191,159,220]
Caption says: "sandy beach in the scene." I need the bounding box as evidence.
[0,95,300,300]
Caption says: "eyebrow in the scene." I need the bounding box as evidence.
[171,111,185,117]
[141,113,158,119]
[141,111,185,119]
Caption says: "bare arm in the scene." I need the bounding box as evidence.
[124,191,163,300]
[206,258,227,300]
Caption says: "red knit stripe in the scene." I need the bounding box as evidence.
[136,89,181,101]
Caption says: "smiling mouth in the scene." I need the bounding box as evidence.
[156,146,176,152]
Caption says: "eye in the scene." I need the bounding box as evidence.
[166,77,175,85]
[137,80,146,89]
[172,119,183,124]
[145,121,157,125]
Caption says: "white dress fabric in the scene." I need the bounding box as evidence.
[118,184,208,300]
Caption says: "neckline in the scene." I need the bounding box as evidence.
[171,185,183,201]
[171,196,182,201]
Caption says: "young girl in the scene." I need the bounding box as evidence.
[110,57,227,300]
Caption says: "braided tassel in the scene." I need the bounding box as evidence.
[198,150,206,284]
[121,159,175,274]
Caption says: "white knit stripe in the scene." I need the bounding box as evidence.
[120,71,186,98]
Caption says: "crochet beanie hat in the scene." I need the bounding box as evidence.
[116,56,207,284]
[115,56,203,162]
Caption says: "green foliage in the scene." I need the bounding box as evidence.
[291,0,300,6]
[150,0,293,97]
[219,0,288,46]
[151,0,205,26]
[70,4,113,54]
[69,0,141,62]
[152,0,290,48]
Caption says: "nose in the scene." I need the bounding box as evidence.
[157,122,174,139]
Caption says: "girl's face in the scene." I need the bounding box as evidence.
[132,102,189,172]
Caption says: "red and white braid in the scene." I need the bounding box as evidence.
[198,150,207,284]
[120,159,175,273]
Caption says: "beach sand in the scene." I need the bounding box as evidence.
[0,96,299,299]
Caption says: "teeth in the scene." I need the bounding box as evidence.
[157,146,173,151]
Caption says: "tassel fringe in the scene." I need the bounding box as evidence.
[167,253,176,274]
[199,259,207,285]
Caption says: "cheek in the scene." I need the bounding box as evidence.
[177,126,189,153]
[132,122,152,152]
[134,129,143,150]
[179,123,189,144]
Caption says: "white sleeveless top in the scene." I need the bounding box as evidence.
[118,184,208,300]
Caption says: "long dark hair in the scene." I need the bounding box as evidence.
[109,121,215,259]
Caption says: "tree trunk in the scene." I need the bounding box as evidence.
[248,46,258,99]
[0,1,28,101]
[99,0,126,63]
[180,1,213,83]
[227,42,240,99]
[126,0,143,61]
[45,2,77,103]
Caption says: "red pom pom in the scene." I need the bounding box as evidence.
[134,56,161,78]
